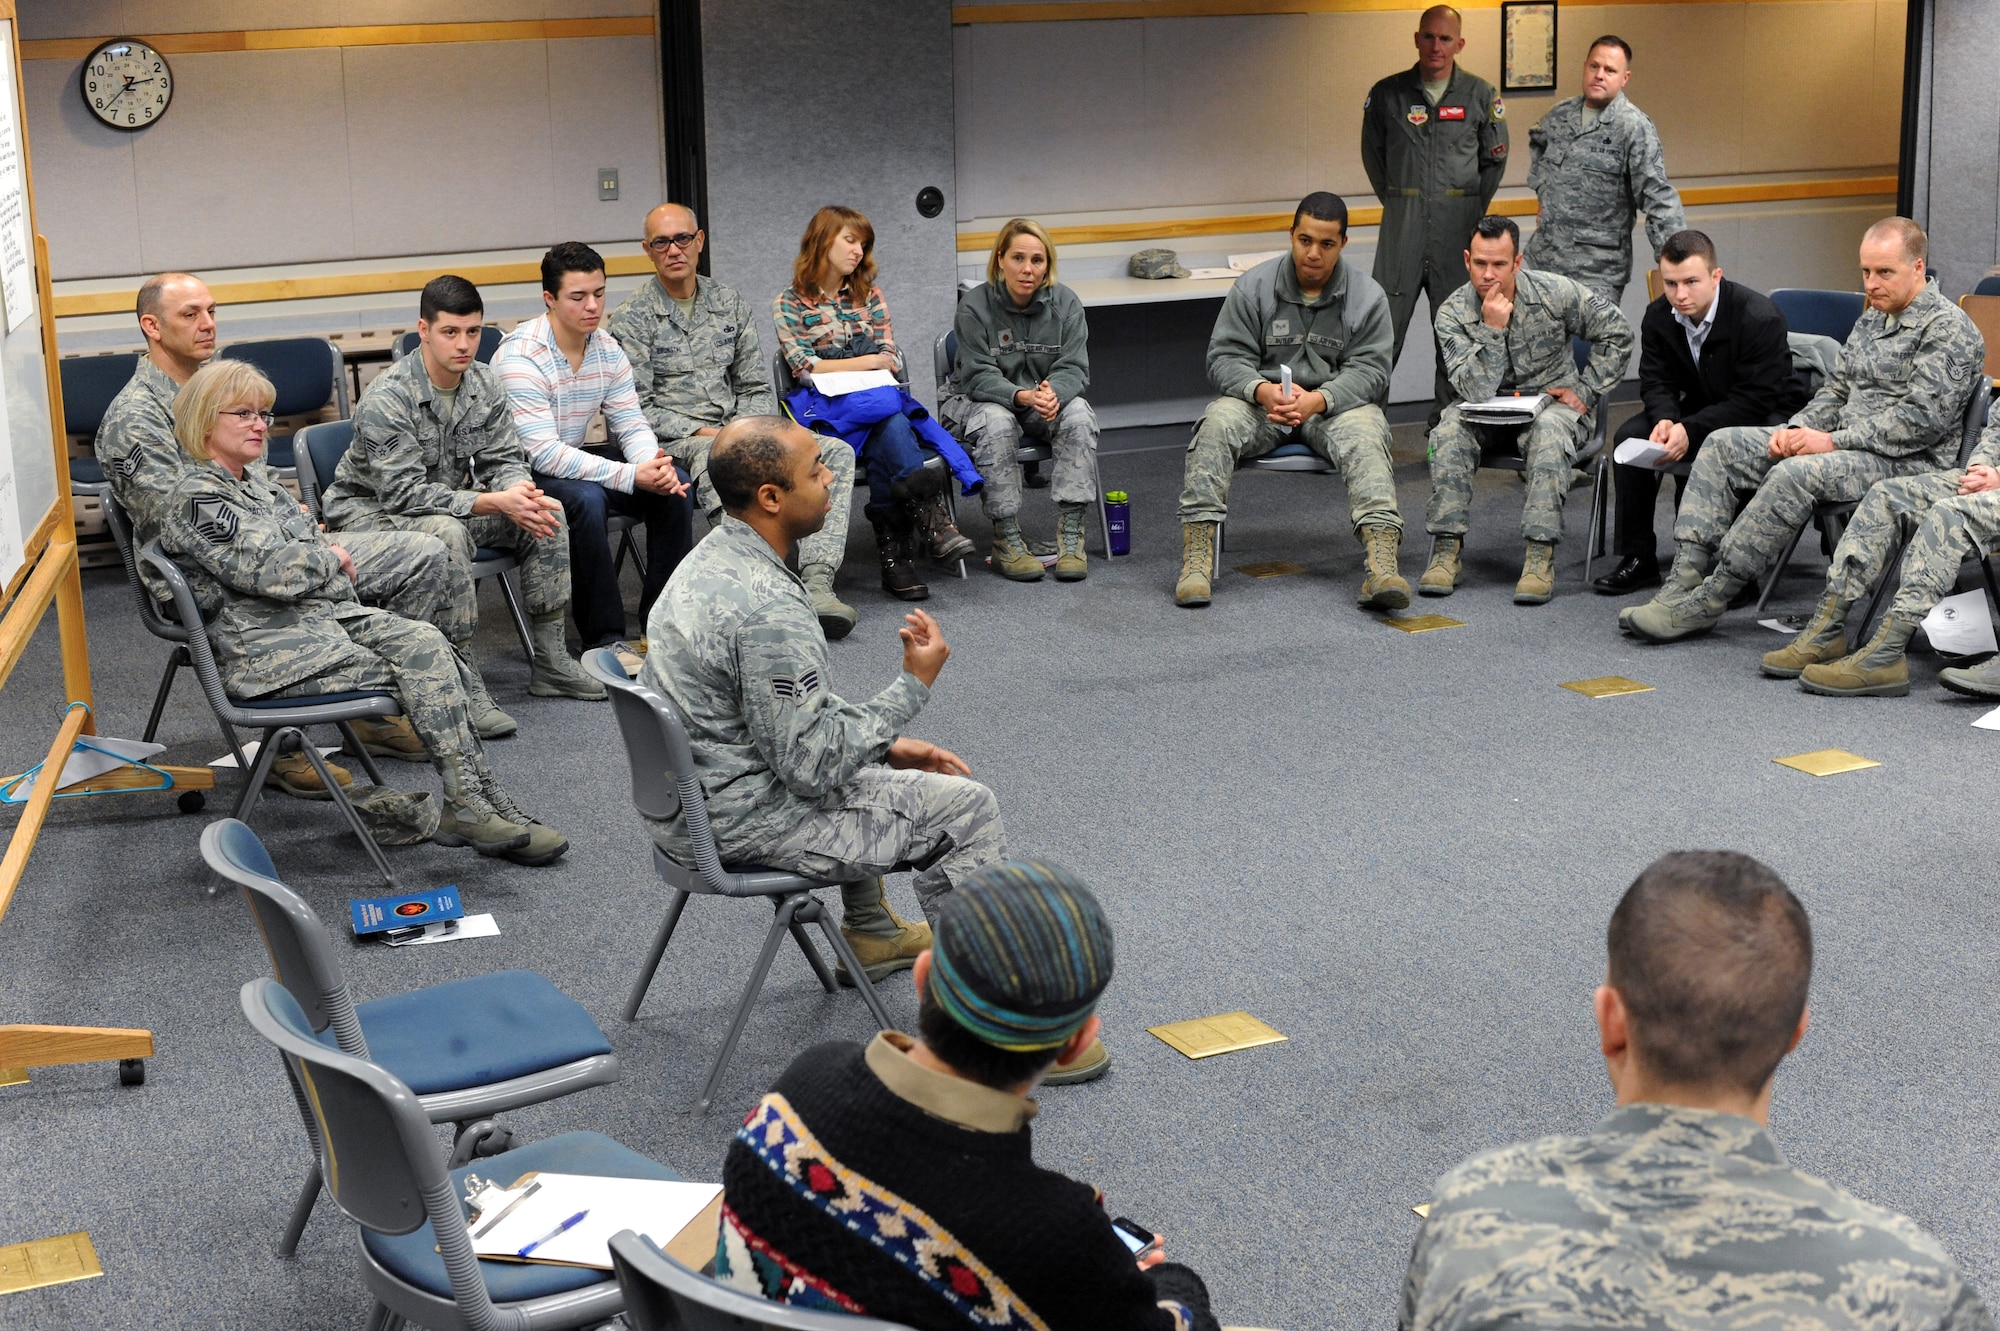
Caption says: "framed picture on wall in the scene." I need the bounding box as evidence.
[1501,1,1558,92]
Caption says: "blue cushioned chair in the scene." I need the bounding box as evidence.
[206,819,621,1258]
[59,352,140,496]
[140,540,404,886]
[293,418,536,661]
[1769,289,1866,344]
[1973,276,2000,299]
[393,325,503,363]
[241,976,661,1330]
[609,1229,915,1331]
[581,649,896,1114]
[218,337,350,473]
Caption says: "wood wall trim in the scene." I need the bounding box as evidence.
[21,17,654,62]
[957,0,1827,21]
[53,254,657,320]
[955,175,1898,252]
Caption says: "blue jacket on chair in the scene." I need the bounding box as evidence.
[783,384,984,495]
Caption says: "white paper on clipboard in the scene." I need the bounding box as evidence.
[0,22,37,334]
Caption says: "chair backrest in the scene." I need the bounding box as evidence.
[933,329,957,399]
[1974,275,2000,299]
[201,818,367,1054]
[396,327,502,363]
[218,337,349,418]
[294,418,355,518]
[1958,294,2000,384]
[1645,269,1663,302]
[103,494,188,642]
[1769,288,1866,344]
[608,1230,913,1331]
[59,352,141,439]
[1959,381,1992,467]
[771,350,798,398]
[139,539,263,727]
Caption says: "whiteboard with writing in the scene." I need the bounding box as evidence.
[0,16,53,592]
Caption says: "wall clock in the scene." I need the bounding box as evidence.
[80,38,173,131]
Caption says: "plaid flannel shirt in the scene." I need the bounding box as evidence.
[772,282,900,377]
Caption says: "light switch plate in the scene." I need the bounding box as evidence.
[598,168,619,201]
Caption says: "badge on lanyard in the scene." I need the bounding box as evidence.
[1438,105,1466,121]
[1407,105,1428,126]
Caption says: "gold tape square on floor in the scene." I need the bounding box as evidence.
[1148,1011,1288,1059]
[1236,560,1306,578]
[0,1068,27,1087]
[1412,1203,1432,1218]
[1775,748,1881,777]
[0,1232,102,1295]
[1560,676,1654,698]
[1381,614,1465,633]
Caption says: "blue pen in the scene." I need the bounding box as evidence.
[516,1209,588,1259]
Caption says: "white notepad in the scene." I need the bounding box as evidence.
[1459,394,1548,422]
[808,369,897,397]
[470,1173,722,1269]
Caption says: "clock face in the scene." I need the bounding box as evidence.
[80,39,173,131]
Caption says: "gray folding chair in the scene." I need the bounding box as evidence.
[207,818,621,1258]
[140,540,404,886]
[933,330,1116,557]
[241,976,669,1331]
[580,649,896,1114]
[102,496,197,747]
[609,1229,915,1331]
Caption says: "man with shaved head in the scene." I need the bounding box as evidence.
[1403,850,1991,1331]
[1624,217,1985,643]
[608,203,859,638]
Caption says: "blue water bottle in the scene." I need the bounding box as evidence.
[1105,490,1131,556]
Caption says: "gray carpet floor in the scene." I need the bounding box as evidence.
[4,416,2000,1331]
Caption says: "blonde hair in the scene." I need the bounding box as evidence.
[173,360,275,461]
[985,218,1058,290]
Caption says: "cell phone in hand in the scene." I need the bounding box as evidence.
[1279,364,1294,399]
[1111,1216,1161,1260]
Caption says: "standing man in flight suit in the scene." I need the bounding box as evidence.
[1362,4,1509,425]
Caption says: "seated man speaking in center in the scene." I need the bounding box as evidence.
[1175,191,1406,611]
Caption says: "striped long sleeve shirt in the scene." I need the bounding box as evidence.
[492,314,662,492]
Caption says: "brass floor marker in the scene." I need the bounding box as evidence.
[0,1067,26,1088]
[1381,614,1465,633]
[0,1231,102,1295]
[1236,560,1306,578]
[1148,1011,1288,1059]
[1561,676,1653,698]
[1412,1203,1432,1218]
[1775,748,1881,777]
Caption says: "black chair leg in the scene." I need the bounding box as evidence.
[233,726,288,821]
[1756,524,1809,613]
[815,913,895,1032]
[1853,530,1911,646]
[143,650,186,745]
[277,1163,320,1257]
[698,896,804,1114]
[333,720,386,786]
[293,737,399,888]
[1982,551,2000,618]
[624,889,691,1021]
[788,899,838,993]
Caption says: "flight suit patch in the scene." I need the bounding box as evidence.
[1407,105,1428,126]
[1438,106,1466,121]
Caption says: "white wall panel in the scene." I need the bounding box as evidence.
[546,34,663,243]
[21,56,142,278]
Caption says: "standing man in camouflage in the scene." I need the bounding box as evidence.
[1626,218,1983,643]
[1362,4,1508,422]
[323,275,607,734]
[1525,35,1684,304]
[1403,850,1992,1331]
[1421,216,1632,603]
[1176,192,1407,611]
[608,202,859,638]
[643,416,1005,984]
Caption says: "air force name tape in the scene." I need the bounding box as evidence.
[771,667,823,702]
[189,497,240,544]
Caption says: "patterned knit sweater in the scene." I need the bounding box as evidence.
[717,1038,1220,1331]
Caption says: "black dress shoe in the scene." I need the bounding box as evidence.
[1592,556,1661,595]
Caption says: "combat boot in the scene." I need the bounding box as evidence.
[1941,655,2000,699]
[346,715,428,763]
[835,878,932,985]
[433,755,531,855]
[800,562,857,640]
[1760,591,1850,678]
[1053,502,1088,581]
[1626,576,1734,644]
[989,516,1045,582]
[1514,540,1556,605]
[1042,1036,1111,1086]
[1799,612,1918,697]
[1623,544,1714,632]
[477,757,570,866]
[527,611,608,700]
[1175,521,1217,607]
[1357,524,1410,610]
[911,493,976,563]
[868,506,929,601]
[266,749,353,800]
[1419,535,1461,597]
[456,647,518,738]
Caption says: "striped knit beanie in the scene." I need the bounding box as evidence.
[927,860,1114,1053]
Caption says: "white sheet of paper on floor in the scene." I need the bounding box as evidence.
[1920,589,1997,656]
[383,913,499,947]
[807,369,897,397]
[1758,618,1801,634]
[209,741,342,769]
[470,1173,722,1269]
[1612,437,1673,469]
[1972,706,2000,732]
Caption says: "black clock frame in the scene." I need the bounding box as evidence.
[78,37,173,132]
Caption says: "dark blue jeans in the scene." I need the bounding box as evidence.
[534,458,693,647]
[861,412,930,508]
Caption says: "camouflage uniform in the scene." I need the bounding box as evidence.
[940,278,1097,520]
[321,350,571,647]
[607,274,854,569]
[157,460,484,766]
[641,516,1005,923]
[1675,284,1984,586]
[1427,269,1633,543]
[1178,254,1401,532]
[1525,92,1685,303]
[1402,1104,1993,1331]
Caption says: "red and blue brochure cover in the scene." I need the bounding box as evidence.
[351,886,463,936]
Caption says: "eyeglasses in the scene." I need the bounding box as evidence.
[644,232,701,253]
[220,408,276,427]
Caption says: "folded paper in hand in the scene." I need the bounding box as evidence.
[808,369,897,397]
[470,1173,722,1269]
[1921,589,1997,657]
[1613,437,1675,469]
[1458,394,1548,424]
